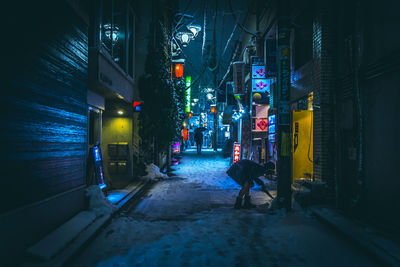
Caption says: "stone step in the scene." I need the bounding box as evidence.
[26,211,96,261]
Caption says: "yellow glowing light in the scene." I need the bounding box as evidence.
[253,93,262,100]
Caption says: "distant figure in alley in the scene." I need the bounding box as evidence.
[194,128,204,154]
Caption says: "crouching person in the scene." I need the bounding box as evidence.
[227,159,268,209]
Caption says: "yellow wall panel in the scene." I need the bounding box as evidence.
[292,110,313,181]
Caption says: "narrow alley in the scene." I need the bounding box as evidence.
[2,1,400,266]
[70,150,378,266]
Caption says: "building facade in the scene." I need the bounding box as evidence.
[226,0,400,236]
[0,0,143,264]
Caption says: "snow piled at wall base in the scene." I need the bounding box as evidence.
[86,185,117,217]
[141,163,169,181]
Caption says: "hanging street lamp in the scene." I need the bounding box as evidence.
[172,15,201,54]
[187,25,202,38]
[175,31,194,47]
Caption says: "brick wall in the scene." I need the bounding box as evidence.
[312,4,336,202]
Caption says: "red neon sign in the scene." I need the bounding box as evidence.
[233,142,241,163]
[133,101,143,112]
[133,101,143,108]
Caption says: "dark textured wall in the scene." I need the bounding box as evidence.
[1,1,88,213]
[364,71,400,232]
[335,0,400,232]
[361,1,400,232]
[311,3,336,202]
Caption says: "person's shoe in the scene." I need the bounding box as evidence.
[234,196,243,209]
[243,196,256,209]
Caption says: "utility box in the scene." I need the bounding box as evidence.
[108,161,118,174]
[108,144,118,158]
[107,142,129,174]
[117,144,129,159]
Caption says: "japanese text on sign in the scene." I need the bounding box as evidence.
[185,76,191,113]
[233,142,241,163]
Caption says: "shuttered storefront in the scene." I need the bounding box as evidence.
[1,1,88,213]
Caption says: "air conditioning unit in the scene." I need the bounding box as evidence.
[243,45,256,64]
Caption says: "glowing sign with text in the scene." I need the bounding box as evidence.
[252,78,272,93]
[269,133,275,142]
[268,114,276,143]
[92,145,106,189]
[185,76,191,113]
[252,118,269,132]
[252,65,266,79]
[268,114,276,128]
[93,146,101,162]
[173,142,180,154]
[233,142,241,163]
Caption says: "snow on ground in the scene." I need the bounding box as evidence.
[174,148,276,192]
[95,208,377,267]
[70,149,378,267]
[141,163,169,181]
[172,148,241,189]
[86,185,117,217]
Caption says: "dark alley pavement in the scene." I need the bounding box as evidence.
[69,149,380,267]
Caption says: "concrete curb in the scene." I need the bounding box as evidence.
[309,206,400,266]
[23,179,153,267]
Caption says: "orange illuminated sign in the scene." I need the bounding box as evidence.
[175,64,184,78]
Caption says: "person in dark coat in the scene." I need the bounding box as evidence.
[194,130,203,154]
[227,159,269,209]
[222,138,234,158]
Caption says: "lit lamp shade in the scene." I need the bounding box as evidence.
[175,64,184,78]
[211,106,217,113]
[181,33,190,44]
[188,112,193,118]
[253,93,262,100]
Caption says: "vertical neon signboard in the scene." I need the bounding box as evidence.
[268,114,276,142]
[185,76,191,113]
[173,142,180,154]
[93,145,106,189]
[233,142,241,163]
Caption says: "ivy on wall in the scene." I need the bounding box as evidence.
[138,24,185,162]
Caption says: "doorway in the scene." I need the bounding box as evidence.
[88,106,102,147]
[292,93,314,182]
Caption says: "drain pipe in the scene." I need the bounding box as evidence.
[353,0,365,210]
